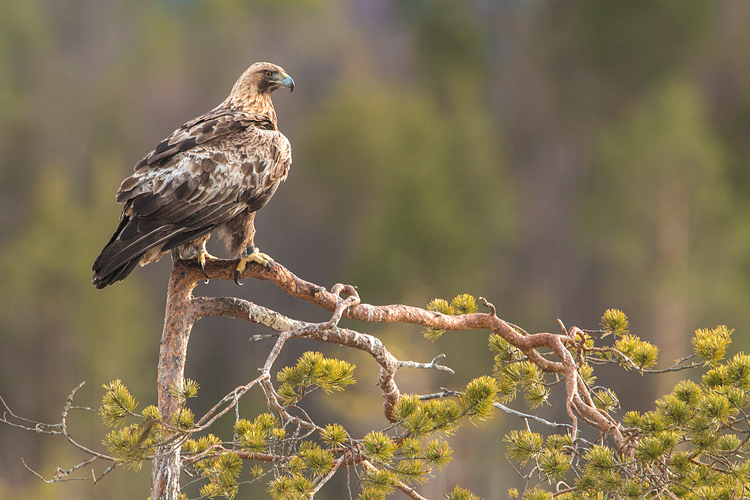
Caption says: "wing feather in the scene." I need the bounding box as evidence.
[136,109,274,170]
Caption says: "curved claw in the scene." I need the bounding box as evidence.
[234,269,243,286]
[193,248,216,285]
[199,260,210,283]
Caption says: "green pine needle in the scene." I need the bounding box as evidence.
[460,376,498,419]
[320,423,348,448]
[423,439,452,469]
[450,294,478,315]
[600,309,630,337]
[693,325,733,364]
[447,485,483,500]
[277,352,356,405]
[504,430,543,465]
[299,442,335,478]
[362,431,397,463]
[100,379,138,428]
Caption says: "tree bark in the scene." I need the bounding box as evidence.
[151,261,198,500]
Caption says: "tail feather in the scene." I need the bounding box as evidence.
[92,256,141,289]
[92,214,206,288]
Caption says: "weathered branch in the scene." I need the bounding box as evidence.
[493,402,573,430]
[190,258,627,449]
[399,353,455,374]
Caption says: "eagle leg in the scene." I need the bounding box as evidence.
[234,244,274,285]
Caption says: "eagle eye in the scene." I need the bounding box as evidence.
[263,70,273,78]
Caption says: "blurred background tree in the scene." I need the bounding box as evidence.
[1,0,750,498]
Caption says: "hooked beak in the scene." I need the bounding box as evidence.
[280,73,295,92]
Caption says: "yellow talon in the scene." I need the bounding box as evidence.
[234,245,274,285]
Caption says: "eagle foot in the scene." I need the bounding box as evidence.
[234,245,274,285]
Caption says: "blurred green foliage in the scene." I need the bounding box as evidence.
[304,74,513,298]
[2,0,750,499]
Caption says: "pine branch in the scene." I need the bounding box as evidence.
[4,256,648,499]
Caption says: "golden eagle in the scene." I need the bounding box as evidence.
[92,62,294,289]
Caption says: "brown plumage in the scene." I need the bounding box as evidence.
[92,62,294,289]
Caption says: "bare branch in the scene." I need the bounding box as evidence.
[21,457,96,484]
[399,353,455,374]
[0,394,62,435]
[493,403,573,430]
[419,389,463,401]
[60,382,116,461]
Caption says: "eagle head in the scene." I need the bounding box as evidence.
[231,62,294,98]
[226,62,294,123]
